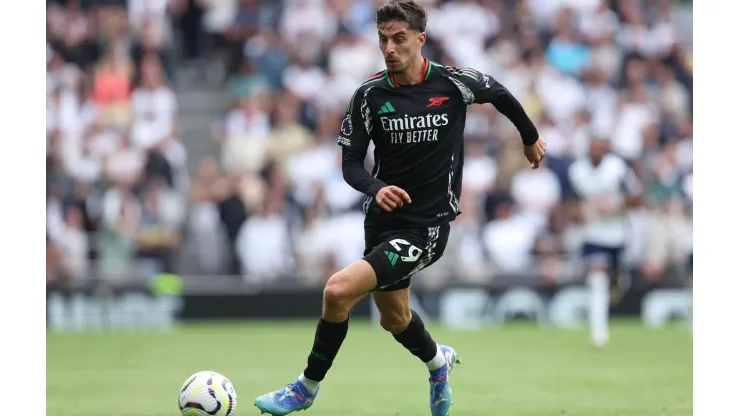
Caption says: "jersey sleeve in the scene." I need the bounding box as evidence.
[337,85,387,197]
[337,86,373,154]
[445,66,539,146]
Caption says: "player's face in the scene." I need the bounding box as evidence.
[377,20,425,74]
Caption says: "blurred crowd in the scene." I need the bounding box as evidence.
[46,0,693,290]
[46,0,189,286]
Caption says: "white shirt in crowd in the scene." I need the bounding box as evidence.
[462,155,498,195]
[682,173,693,255]
[324,212,366,270]
[235,214,294,282]
[536,69,586,124]
[130,86,178,149]
[323,171,364,214]
[427,0,498,70]
[293,217,333,280]
[224,105,271,138]
[585,81,618,137]
[222,105,271,172]
[292,212,365,280]
[188,202,224,273]
[106,147,146,183]
[328,38,382,90]
[66,149,102,183]
[287,144,338,206]
[283,64,327,103]
[46,198,66,243]
[482,213,539,273]
[579,3,619,39]
[56,225,90,280]
[611,99,656,160]
[279,0,338,46]
[538,125,570,158]
[202,0,238,34]
[511,167,562,231]
[101,188,142,229]
[569,153,641,247]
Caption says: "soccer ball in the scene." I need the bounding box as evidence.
[178,371,238,416]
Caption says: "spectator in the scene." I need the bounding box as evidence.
[188,157,225,274]
[545,9,592,77]
[92,37,134,129]
[510,159,562,230]
[264,92,314,168]
[482,198,539,273]
[219,93,271,173]
[225,58,271,101]
[135,180,185,280]
[65,205,91,276]
[462,139,498,197]
[235,192,293,283]
[286,112,341,208]
[130,55,178,151]
[293,197,334,285]
[98,182,141,281]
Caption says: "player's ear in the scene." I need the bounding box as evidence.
[418,32,426,49]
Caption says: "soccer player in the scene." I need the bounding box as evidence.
[254,1,545,415]
[568,136,641,349]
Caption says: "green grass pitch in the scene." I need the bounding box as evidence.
[47,320,692,415]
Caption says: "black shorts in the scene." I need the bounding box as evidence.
[582,243,623,272]
[363,223,451,292]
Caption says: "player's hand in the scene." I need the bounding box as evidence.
[376,186,412,212]
[524,138,547,169]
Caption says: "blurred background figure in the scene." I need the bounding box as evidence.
[568,135,642,348]
[46,0,692,312]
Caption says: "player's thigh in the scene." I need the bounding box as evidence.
[372,287,411,331]
[324,259,377,304]
[364,225,450,292]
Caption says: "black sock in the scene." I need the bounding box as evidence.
[303,318,349,382]
[393,310,437,362]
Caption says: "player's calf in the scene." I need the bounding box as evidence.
[306,261,377,382]
[392,310,448,371]
[378,303,412,334]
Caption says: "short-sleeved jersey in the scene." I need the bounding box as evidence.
[338,60,538,228]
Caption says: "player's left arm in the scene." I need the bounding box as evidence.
[457,69,540,146]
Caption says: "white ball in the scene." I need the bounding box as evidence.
[178,371,238,416]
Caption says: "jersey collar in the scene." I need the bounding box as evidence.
[387,58,431,88]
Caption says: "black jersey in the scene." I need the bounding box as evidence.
[338,58,539,228]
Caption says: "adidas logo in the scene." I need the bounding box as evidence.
[384,251,399,266]
[378,101,395,114]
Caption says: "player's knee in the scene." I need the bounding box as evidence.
[323,272,353,310]
[379,308,412,334]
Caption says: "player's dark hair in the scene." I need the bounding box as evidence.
[375,0,427,33]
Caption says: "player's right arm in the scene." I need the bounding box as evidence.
[338,86,411,211]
